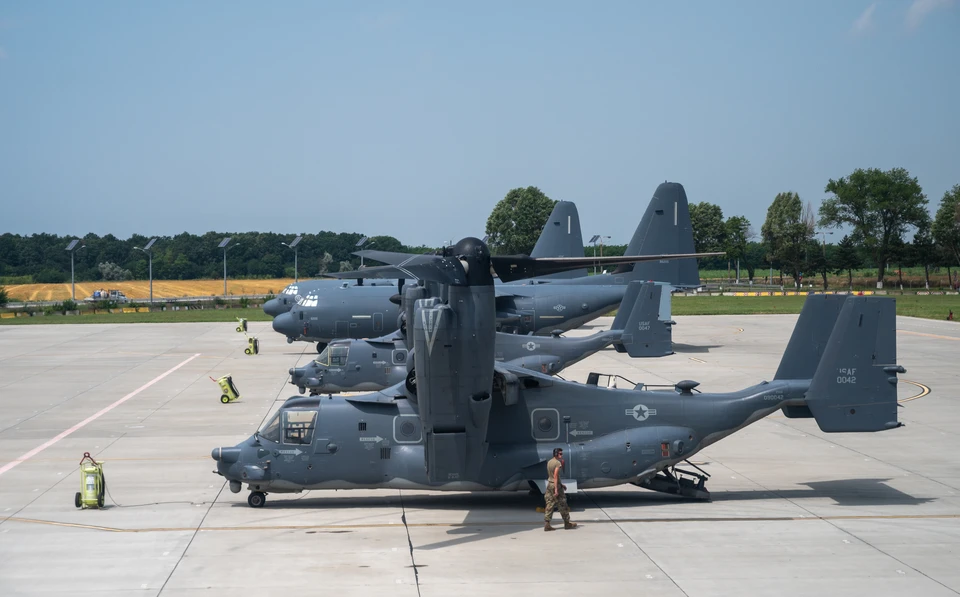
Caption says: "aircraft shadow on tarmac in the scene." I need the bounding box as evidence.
[669,343,722,353]
[235,478,933,550]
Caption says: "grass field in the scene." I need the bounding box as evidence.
[4,279,296,302]
[2,294,957,325]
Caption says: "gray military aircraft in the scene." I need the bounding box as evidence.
[212,238,903,508]
[262,200,586,318]
[288,281,668,395]
[270,183,716,350]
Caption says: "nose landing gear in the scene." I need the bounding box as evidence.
[248,491,267,508]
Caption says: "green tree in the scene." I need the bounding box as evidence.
[833,235,862,290]
[724,215,752,280]
[932,184,960,269]
[761,192,813,286]
[0,285,8,307]
[485,187,556,255]
[819,167,928,287]
[912,224,936,289]
[689,202,727,253]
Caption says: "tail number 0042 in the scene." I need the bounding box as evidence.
[837,367,857,384]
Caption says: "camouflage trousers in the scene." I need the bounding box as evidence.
[544,484,570,523]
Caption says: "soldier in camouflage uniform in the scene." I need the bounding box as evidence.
[544,447,577,531]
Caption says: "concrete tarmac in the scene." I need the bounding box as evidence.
[0,312,958,596]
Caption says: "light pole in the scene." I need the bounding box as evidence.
[219,237,239,296]
[281,235,303,282]
[65,240,85,300]
[818,230,834,256]
[588,235,611,275]
[134,238,157,304]
[356,236,376,268]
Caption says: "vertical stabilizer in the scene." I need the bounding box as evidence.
[611,280,643,331]
[616,282,673,357]
[774,294,848,380]
[615,182,699,288]
[805,297,903,433]
[531,200,586,279]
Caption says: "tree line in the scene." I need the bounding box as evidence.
[3,168,959,290]
[0,231,435,284]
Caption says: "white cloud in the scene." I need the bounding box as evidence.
[906,0,955,31]
[851,3,877,34]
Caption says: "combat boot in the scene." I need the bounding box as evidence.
[564,521,577,529]
[544,522,555,531]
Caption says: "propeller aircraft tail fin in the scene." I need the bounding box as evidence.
[611,280,644,331]
[804,296,903,433]
[530,201,586,279]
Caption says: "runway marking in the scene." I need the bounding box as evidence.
[0,354,201,477]
[899,380,931,403]
[688,357,707,364]
[897,330,960,342]
[7,513,959,534]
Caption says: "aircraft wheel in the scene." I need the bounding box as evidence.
[244,348,251,355]
[405,369,417,395]
[235,327,242,332]
[248,491,266,508]
[316,342,327,354]
[220,395,230,404]
[287,337,294,344]
[75,492,81,508]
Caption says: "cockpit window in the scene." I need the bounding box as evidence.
[316,344,349,367]
[283,409,318,445]
[259,412,281,443]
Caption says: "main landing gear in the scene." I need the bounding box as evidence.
[248,491,267,508]
[632,462,711,500]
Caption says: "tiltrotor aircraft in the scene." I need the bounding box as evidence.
[270,183,714,351]
[212,237,904,508]
[288,280,669,395]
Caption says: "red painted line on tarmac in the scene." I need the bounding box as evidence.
[0,354,201,477]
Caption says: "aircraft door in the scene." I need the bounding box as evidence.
[335,320,348,338]
[373,312,383,332]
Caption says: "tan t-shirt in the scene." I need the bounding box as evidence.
[546,457,562,486]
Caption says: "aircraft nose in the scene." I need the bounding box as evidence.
[263,298,285,317]
[273,312,297,337]
[290,367,306,382]
[211,447,241,463]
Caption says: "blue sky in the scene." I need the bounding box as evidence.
[1,1,957,247]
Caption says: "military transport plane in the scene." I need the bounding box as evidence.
[212,238,902,509]
[262,200,586,318]
[270,182,714,351]
[288,281,668,395]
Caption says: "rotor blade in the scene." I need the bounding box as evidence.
[491,252,725,282]
[329,255,466,285]
[353,249,435,265]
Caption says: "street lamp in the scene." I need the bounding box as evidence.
[65,239,85,300]
[219,237,240,296]
[356,236,376,268]
[134,238,157,304]
[588,235,611,275]
[281,235,303,282]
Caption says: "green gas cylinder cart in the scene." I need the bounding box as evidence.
[75,452,105,509]
[244,335,259,355]
[236,317,248,333]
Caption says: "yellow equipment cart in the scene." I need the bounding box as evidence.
[213,374,241,404]
[75,452,105,509]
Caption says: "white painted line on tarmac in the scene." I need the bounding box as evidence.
[0,354,201,477]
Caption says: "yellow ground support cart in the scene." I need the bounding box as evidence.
[236,317,248,333]
[244,335,259,355]
[213,374,241,404]
[75,452,105,509]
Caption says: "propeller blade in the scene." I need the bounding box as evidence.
[491,252,725,282]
